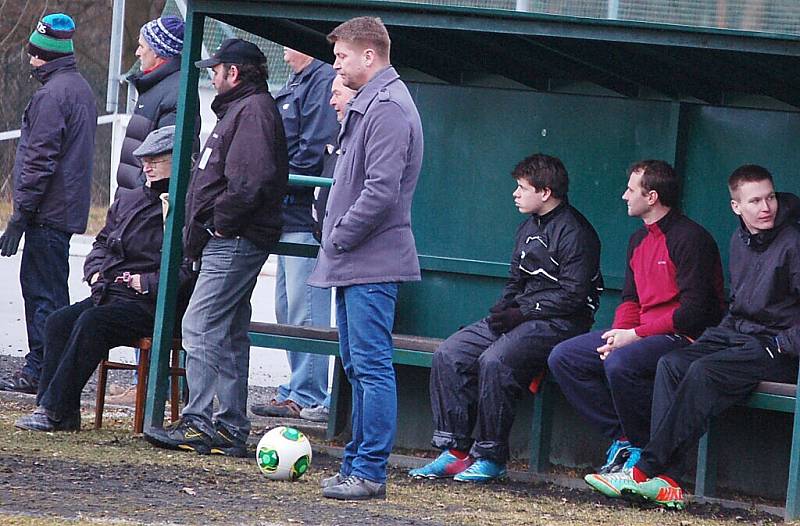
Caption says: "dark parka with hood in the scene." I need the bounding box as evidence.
[12,55,96,233]
[723,192,800,354]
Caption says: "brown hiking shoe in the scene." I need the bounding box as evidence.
[251,398,302,418]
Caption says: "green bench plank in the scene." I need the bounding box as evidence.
[696,378,799,521]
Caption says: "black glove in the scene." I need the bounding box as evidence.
[489,298,519,315]
[488,307,525,334]
[0,210,30,257]
[90,280,107,305]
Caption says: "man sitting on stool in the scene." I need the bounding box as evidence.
[14,126,193,432]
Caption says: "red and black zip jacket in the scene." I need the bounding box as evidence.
[613,209,725,339]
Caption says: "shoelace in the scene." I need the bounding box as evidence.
[622,447,642,471]
[340,475,363,486]
[603,440,630,467]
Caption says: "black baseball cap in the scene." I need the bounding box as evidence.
[195,38,266,68]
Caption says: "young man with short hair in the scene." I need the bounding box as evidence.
[409,154,602,483]
[586,165,800,509]
[548,160,724,477]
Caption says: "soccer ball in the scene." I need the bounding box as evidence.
[255,426,312,481]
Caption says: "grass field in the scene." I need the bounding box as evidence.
[0,394,790,526]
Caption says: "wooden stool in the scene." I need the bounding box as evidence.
[95,337,185,434]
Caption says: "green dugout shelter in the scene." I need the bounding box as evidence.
[147,0,800,510]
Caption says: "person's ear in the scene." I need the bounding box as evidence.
[363,48,375,67]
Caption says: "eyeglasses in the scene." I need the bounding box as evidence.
[142,157,171,167]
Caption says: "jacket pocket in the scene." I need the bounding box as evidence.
[185,219,213,259]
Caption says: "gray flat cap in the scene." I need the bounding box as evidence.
[133,125,175,158]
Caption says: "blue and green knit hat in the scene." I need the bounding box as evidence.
[28,13,75,61]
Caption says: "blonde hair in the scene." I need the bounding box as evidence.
[327,16,390,59]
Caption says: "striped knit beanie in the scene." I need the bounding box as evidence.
[140,16,184,58]
[28,13,75,62]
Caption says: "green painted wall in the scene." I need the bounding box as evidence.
[394,81,800,339]
[389,81,800,499]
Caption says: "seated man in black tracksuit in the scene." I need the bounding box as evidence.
[14,126,193,432]
[587,164,800,508]
[409,153,603,482]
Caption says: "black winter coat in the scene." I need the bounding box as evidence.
[117,57,199,190]
[498,201,603,326]
[13,55,96,234]
[84,180,194,315]
[184,81,288,260]
[723,192,800,354]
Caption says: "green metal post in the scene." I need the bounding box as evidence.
[529,380,553,473]
[694,422,717,498]
[784,371,800,519]
[143,4,204,431]
[327,358,350,440]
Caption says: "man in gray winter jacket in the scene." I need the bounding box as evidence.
[309,16,423,501]
[0,13,96,394]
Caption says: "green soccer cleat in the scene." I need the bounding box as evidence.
[628,476,686,510]
[584,470,640,499]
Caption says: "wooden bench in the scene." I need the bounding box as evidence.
[695,380,800,519]
[246,213,582,474]
[247,320,555,473]
[248,321,440,439]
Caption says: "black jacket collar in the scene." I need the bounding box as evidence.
[128,56,181,93]
[738,192,800,252]
[532,200,568,226]
[211,81,268,118]
[645,207,681,235]
[33,55,77,84]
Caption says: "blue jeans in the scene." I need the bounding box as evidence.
[181,237,269,441]
[548,330,690,447]
[336,283,398,484]
[20,225,71,380]
[275,231,331,408]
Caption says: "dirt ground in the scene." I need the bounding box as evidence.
[0,387,792,526]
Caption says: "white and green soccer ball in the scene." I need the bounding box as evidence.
[256,426,312,481]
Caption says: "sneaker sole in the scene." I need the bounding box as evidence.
[626,488,686,509]
[145,434,211,455]
[323,491,387,501]
[178,443,211,454]
[14,423,53,432]
[584,475,624,498]
[409,472,452,479]
[210,446,249,458]
[453,473,506,484]
[619,487,648,504]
